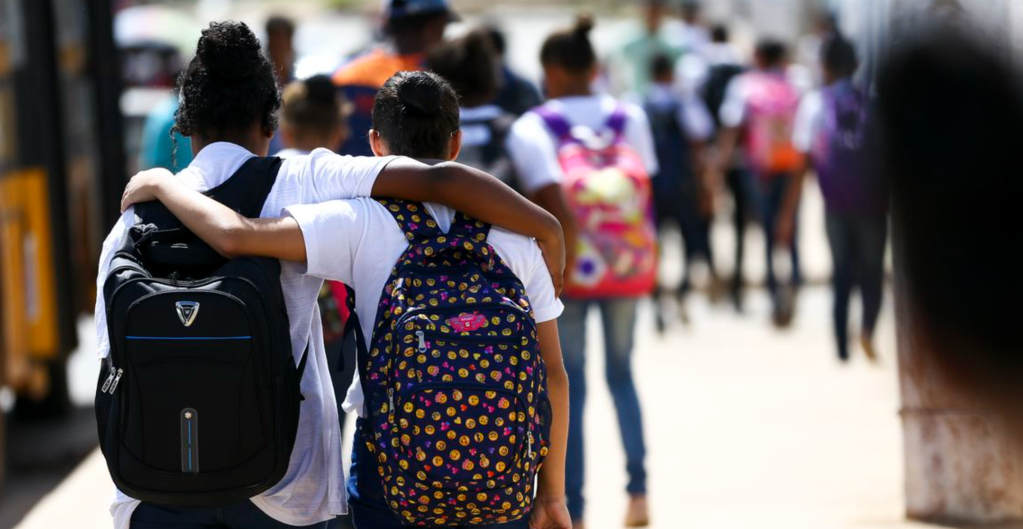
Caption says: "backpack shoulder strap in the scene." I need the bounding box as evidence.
[206,156,283,218]
[377,199,443,243]
[534,106,572,141]
[606,104,629,136]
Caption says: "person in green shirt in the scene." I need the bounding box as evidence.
[609,0,684,95]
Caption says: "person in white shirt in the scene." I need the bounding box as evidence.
[120,70,572,529]
[99,22,565,529]
[505,16,656,529]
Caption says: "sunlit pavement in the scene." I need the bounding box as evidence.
[13,284,940,529]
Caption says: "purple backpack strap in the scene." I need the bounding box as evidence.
[534,106,573,140]
[605,104,629,135]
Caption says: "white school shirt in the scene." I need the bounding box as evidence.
[505,95,660,195]
[718,68,810,129]
[283,199,565,418]
[791,89,825,155]
[94,142,396,528]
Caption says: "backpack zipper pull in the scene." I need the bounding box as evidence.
[100,365,116,394]
[388,388,395,415]
[527,431,534,459]
[108,368,124,394]
[416,330,427,353]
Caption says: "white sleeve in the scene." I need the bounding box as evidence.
[95,208,134,359]
[718,76,747,128]
[283,200,365,284]
[792,92,823,154]
[679,93,714,142]
[505,114,565,194]
[624,105,660,176]
[283,148,398,204]
[523,242,564,324]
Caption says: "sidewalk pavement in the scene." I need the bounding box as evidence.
[14,285,972,529]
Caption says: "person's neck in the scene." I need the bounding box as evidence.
[393,35,427,56]
[549,82,592,99]
[192,132,266,157]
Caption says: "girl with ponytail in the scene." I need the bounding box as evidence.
[507,14,658,529]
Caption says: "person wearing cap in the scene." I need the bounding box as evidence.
[332,0,457,157]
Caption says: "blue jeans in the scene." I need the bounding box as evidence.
[559,298,647,521]
[346,419,529,529]
[130,500,328,529]
[825,211,888,360]
[758,174,802,301]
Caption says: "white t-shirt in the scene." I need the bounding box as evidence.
[505,95,660,195]
[95,142,396,528]
[283,199,565,418]
[792,89,825,154]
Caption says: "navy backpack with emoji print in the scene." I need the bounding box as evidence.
[360,199,552,526]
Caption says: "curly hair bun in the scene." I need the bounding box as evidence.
[196,21,264,82]
[397,72,443,117]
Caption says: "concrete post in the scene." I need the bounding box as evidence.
[889,5,1023,521]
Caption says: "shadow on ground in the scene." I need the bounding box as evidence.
[0,406,98,529]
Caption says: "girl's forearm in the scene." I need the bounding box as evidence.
[538,367,569,500]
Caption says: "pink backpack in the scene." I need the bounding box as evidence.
[536,104,657,298]
[744,72,803,176]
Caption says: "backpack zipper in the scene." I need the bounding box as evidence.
[527,431,534,459]
[416,330,427,353]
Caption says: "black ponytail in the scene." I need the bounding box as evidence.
[372,71,460,159]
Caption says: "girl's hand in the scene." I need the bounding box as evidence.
[529,497,573,529]
[121,168,175,212]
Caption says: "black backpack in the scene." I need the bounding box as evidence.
[457,110,521,193]
[96,157,305,508]
[703,63,746,130]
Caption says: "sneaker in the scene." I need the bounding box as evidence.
[860,333,880,363]
[624,495,650,527]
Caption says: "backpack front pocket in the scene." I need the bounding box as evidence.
[396,385,527,487]
[125,336,266,474]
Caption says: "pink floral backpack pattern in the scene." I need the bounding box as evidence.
[360,199,551,526]
[744,72,804,177]
[535,104,657,298]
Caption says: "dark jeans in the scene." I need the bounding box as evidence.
[655,190,716,297]
[825,211,888,360]
[726,168,755,304]
[559,298,647,521]
[346,420,529,529]
[130,501,328,529]
[758,174,802,304]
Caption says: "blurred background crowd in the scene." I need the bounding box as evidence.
[3,0,1023,528]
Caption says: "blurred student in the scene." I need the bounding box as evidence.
[642,54,716,329]
[138,91,193,172]
[699,25,752,311]
[507,15,657,529]
[485,25,544,117]
[610,0,684,95]
[266,15,296,86]
[266,15,296,156]
[788,36,886,362]
[676,1,710,55]
[333,0,456,156]
[715,39,805,327]
[428,29,520,189]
